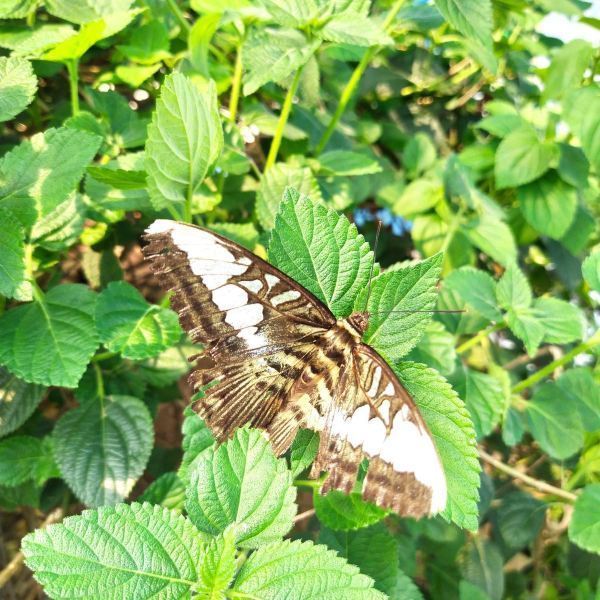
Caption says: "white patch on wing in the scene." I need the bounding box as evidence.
[271,290,301,306]
[202,274,230,290]
[265,274,280,288]
[367,366,382,397]
[239,280,263,294]
[212,284,248,310]
[329,405,387,456]
[382,382,394,396]
[237,326,268,349]
[225,303,263,329]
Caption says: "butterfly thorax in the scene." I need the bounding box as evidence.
[346,311,370,336]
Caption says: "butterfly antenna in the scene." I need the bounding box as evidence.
[363,220,382,313]
[370,309,466,315]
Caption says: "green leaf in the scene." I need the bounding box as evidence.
[0,209,26,300]
[316,150,382,176]
[496,491,545,550]
[289,428,319,477]
[525,382,585,460]
[117,20,170,65]
[145,73,223,210]
[542,40,594,102]
[242,28,320,95]
[393,179,443,218]
[22,503,208,599]
[407,320,457,376]
[320,524,423,599]
[314,491,388,531]
[494,126,555,189]
[434,0,493,50]
[0,0,37,18]
[445,267,502,321]
[496,263,531,310]
[358,254,442,362]
[320,13,392,47]
[138,472,185,511]
[259,0,318,27]
[257,164,322,230]
[563,85,600,173]
[54,394,153,506]
[0,284,99,388]
[185,427,297,548]
[96,281,181,360]
[0,23,74,57]
[0,127,101,229]
[461,539,504,600]
[533,297,584,344]
[178,407,214,483]
[0,56,36,122]
[569,484,600,554]
[517,172,578,239]
[30,192,85,252]
[86,166,147,190]
[395,362,481,531]
[583,251,600,292]
[115,64,161,88]
[0,367,45,438]
[0,435,57,486]
[555,368,600,432]
[557,143,589,188]
[209,222,258,250]
[404,132,436,177]
[197,529,236,598]
[44,0,134,24]
[506,308,545,356]
[269,187,373,317]
[451,366,504,439]
[475,114,526,138]
[231,539,386,599]
[464,213,517,267]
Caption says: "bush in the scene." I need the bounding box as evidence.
[0,0,599,598]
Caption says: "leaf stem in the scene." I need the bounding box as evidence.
[229,40,244,123]
[511,330,600,394]
[479,448,577,502]
[93,363,105,400]
[66,59,80,116]
[314,0,406,155]
[91,351,118,363]
[456,323,504,354]
[265,67,303,171]
[166,0,190,34]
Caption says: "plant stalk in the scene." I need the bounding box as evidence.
[314,0,406,155]
[511,330,600,394]
[456,322,504,354]
[66,59,80,116]
[229,41,244,123]
[166,0,190,34]
[265,67,303,171]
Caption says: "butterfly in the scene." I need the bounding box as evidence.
[143,219,447,518]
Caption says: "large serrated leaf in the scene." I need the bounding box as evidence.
[0,208,26,299]
[434,0,492,50]
[22,503,208,599]
[269,187,374,317]
[0,284,99,388]
[0,367,45,438]
[0,55,37,122]
[185,427,297,548]
[96,281,181,360]
[358,254,442,362]
[314,490,387,531]
[232,539,387,599]
[145,73,223,211]
[53,394,153,506]
[395,362,481,531]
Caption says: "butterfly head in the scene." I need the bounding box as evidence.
[347,311,370,335]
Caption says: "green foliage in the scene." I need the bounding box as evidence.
[2,0,600,597]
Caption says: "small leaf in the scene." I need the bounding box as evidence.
[0,284,99,388]
[496,491,546,550]
[232,539,386,599]
[517,172,578,239]
[0,209,26,299]
[242,28,320,95]
[583,251,600,292]
[506,307,545,356]
[407,320,457,376]
[314,491,388,531]
[569,484,600,554]
[464,213,517,267]
[185,428,297,548]
[44,0,134,24]
[359,254,442,362]
[542,40,594,102]
[320,13,392,47]
[496,263,531,310]
[138,472,185,511]
[145,73,223,210]
[475,114,525,137]
[461,539,504,600]
[54,394,153,506]
[395,362,481,531]
[555,368,600,432]
[404,132,436,177]
[257,164,322,231]
[494,126,555,189]
[445,267,501,321]
[533,297,584,344]
[0,56,36,122]
[117,20,170,65]
[86,166,147,189]
[22,503,208,599]
[197,529,236,597]
[269,188,373,318]
[0,435,57,486]
[525,382,585,460]
[96,281,181,360]
[0,367,45,438]
[289,429,319,477]
[316,150,382,176]
[434,0,493,50]
[178,407,214,483]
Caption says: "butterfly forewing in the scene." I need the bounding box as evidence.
[143,219,447,517]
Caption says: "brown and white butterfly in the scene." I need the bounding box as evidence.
[143,219,447,518]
